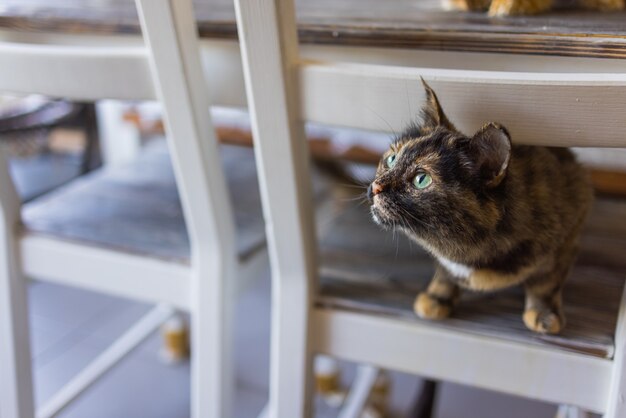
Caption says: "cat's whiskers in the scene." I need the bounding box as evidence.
[337,183,368,190]
[397,205,435,230]
[339,194,369,203]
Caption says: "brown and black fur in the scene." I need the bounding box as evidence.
[445,0,624,16]
[368,81,593,334]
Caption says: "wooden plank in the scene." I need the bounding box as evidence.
[606,281,626,417]
[0,42,155,101]
[317,197,626,360]
[590,169,626,197]
[0,130,34,418]
[20,234,192,309]
[311,308,612,412]
[300,62,626,147]
[234,0,319,417]
[2,0,626,59]
[21,140,265,262]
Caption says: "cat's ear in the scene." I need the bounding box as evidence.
[469,123,511,188]
[420,78,456,132]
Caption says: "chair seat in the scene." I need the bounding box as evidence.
[318,196,626,359]
[21,139,265,263]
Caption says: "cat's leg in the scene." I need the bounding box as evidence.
[578,0,625,11]
[414,265,460,320]
[523,245,577,334]
[442,0,492,11]
[488,0,552,16]
[523,275,564,334]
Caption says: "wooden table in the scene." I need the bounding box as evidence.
[1,0,626,59]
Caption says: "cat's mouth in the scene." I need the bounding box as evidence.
[370,199,397,229]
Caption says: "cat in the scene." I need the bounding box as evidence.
[444,0,624,16]
[367,80,593,334]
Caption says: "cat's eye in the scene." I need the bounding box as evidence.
[386,154,397,168]
[413,172,432,189]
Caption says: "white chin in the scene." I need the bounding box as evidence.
[371,213,381,225]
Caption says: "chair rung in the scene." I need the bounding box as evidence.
[36,305,175,418]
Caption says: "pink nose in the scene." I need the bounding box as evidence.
[371,182,383,195]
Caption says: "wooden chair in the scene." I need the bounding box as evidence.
[0,1,268,417]
[233,0,626,416]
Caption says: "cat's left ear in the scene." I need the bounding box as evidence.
[469,123,511,188]
[420,78,456,132]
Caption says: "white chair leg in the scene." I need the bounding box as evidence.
[0,152,34,418]
[95,100,141,167]
[556,405,592,418]
[338,365,380,418]
[190,272,235,418]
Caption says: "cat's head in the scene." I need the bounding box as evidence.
[368,80,512,246]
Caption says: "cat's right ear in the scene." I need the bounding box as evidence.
[420,78,456,132]
[469,123,511,188]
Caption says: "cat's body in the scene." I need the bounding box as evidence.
[368,82,593,334]
[445,0,624,16]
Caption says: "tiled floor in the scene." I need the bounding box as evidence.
[28,270,561,418]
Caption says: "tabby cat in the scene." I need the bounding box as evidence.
[445,0,624,15]
[367,81,593,334]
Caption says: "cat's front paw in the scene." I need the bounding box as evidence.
[414,292,453,320]
[523,308,563,334]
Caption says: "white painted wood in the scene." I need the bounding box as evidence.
[338,365,379,418]
[569,406,592,418]
[0,147,34,418]
[0,42,155,101]
[36,305,174,418]
[95,101,142,166]
[0,1,268,416]
[237,247,270,294]
[20,234,191,310]
[556,404,569,418]
[234,0,319,417]
[300,62,626,147]
[257,404,269,418]
[137,1,239,417]
[233,0,626,416]
[556,405,592,418]
[605,285,626,418]
[312,308,611,413]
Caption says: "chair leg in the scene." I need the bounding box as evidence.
[267,282,314,418]
[556,405,591,418]
[0,154,35,418]
[190,269,235,418]
[409,379,438,418]
[338,364,380,418]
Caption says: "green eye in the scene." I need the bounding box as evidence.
[413,172,432,189]
[386,154,397,168]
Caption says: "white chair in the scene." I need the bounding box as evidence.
[233,0,626,417]
[0,1,268,417]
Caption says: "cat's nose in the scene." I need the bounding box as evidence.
[368,181,384,199]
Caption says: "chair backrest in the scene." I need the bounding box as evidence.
[0,0,237,276]
[0,2,238,417]
[234,0,626,417]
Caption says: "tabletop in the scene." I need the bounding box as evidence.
[1,0,626,58]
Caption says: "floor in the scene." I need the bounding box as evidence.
[29,274,560,418]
